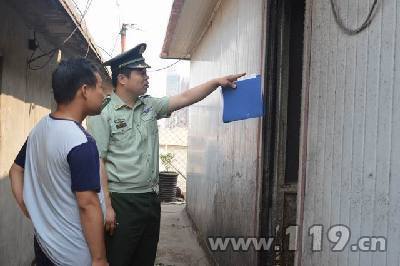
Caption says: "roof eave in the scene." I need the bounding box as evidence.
[160,0,186,59]
[58,0,104,63]
[160,0,222,60]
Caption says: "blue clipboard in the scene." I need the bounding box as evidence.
[221,74,264,123]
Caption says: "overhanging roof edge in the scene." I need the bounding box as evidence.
[160,0,222,60]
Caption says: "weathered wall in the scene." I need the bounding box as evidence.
[0,0,59,264]
[301,0,400,265]
[186,0,264,265]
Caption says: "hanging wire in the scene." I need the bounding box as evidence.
[60,0,94,45]
[330,0,380,35]
[72,0,117,59]
[94,44,113,58]
[149,59,182,72]
[68,0,179,71]
[27,0,94,69]
[82,0,120,60]
[70,0,84,17]
[28,50,58,71]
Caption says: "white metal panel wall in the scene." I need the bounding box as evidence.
[302,0,400,265]
[186,0,264,265]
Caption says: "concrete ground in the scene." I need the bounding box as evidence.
[155,203,211,266]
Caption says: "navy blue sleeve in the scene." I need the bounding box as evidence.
[14,139,28,168]
[67,141,101,193]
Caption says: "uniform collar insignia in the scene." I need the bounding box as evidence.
[143,106,153,114]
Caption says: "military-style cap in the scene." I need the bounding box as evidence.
[103,43,151,70]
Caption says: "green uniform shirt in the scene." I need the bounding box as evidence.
[87,92,170,193]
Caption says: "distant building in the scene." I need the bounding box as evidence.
[165,63,189,128]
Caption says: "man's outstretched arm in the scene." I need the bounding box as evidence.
[168,73,246,113]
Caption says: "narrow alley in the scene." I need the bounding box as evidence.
[156,203,211,266]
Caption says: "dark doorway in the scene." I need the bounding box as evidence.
[261,0,305,265]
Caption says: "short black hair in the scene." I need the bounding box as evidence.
[111,67,135,87]
[52,58,99,104]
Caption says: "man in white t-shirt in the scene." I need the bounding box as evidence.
[9,58,108,266]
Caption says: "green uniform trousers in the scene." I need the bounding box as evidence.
[106,192,161,266]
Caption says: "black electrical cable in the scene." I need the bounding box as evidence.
[149,59,182,72]
[28,50,57,71]
[330,0,379,35]
[27,0,94,70]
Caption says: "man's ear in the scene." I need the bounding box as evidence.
[80,84,89,100]
[117,74,128,86]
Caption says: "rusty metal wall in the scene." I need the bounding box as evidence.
[0,1,60,264]
[185,0,264,265]
[300,0,400,265]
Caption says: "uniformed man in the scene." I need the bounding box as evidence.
[87,43,244,266]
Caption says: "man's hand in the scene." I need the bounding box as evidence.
[92,259,108,266]
[104,204,116,235]
[216,73,246,88]
[168,72,246,112]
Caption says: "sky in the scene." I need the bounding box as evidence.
[74,0,187,97]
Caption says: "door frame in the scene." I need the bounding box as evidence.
[259,0,280,264]
[259,0,312,264]
[294,0,313,264]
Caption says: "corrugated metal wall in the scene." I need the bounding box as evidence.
[186,0,264,265]
[301,0,400,265]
